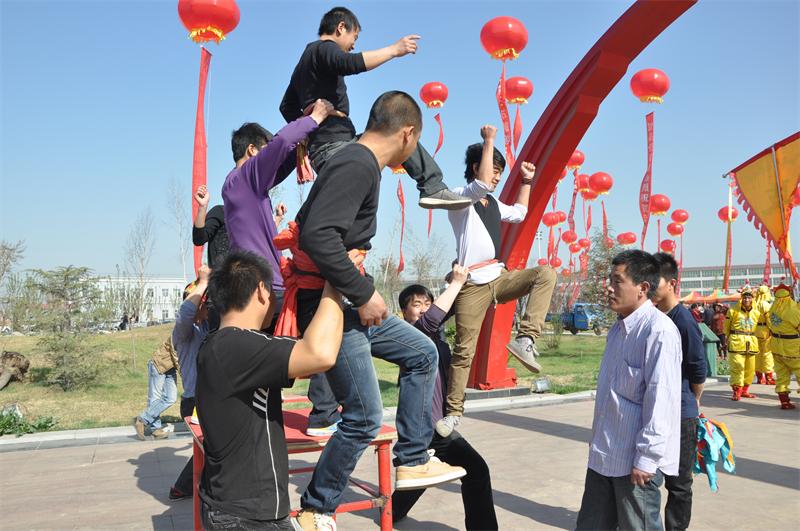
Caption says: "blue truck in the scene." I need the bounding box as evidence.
[549,302,607,335]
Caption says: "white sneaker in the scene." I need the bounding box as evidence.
[506,336,542,373]
[292,509,336,531]
[435,415,461,437]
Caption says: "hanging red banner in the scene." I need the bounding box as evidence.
[723,221,732,291]
[568,170,578,233]
[547,227,555,262]
[192,47,212,275]
[602,200,609,244]
[639,112,654,250]
[397,178,405,273]
[513,105,523,153]
[677,234,684,296]
[495,62,515,170]
[764,241,771,284]
[586,205,593,233]
[433,112,445,157]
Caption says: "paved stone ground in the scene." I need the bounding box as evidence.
[1,382,797,530]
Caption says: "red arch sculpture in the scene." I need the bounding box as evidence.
[468,0,697,390]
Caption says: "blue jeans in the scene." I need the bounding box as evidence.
[300,310,438,514]
[140,360,177,430]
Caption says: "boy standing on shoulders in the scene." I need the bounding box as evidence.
[196,251,345,530]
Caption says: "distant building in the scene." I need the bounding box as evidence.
[680,263,798,293]
[97,275,186,322]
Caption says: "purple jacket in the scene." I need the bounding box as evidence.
[222,116,318,290]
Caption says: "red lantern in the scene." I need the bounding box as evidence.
[561,268,572,277]
[505,77,533,104]
[666,222,684,237]
[588,172,613,195]
[562,230,578,244]
[557,211,567,224]
[671,209,689,224]
[660,239,677,253]
[649,194,671,215]
[630,68,670,104]
[617,232,637,245]
[480,17,528,60]
[550,257,563,268]
[537,258,549,266]
[178,0,240,43]
[568,150,585,170]
[419,82,449,108]
[717,206,738,222]
[578,238,591,249]
[576,173,591,192]
[581,189,598,202]
[542,212,560,227]
[605,237,615,248]
[569,242,582,254]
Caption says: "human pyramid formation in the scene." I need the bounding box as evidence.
[151,7,559,530]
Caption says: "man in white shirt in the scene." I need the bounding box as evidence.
[434,125,557,437]
[575,250,682,531]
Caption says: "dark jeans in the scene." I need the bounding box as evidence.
[297,289,341,429]
[575,468,664,531]
[664,418,697,531]
[201,503,294,531]
[174,396,196,494]
[309,140,446,198]
[392,432,498,530]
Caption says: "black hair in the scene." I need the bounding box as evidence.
[464,142,506,182]
[611,250,660,298]
[231,123,273,162]
[208,251,274,316]
[653,252,679,282]
[690,303,699,310]
[398,284,434,310]
[365,91,422,135]
[318,7,361,36]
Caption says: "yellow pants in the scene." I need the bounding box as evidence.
[729,352,756,387]
[755,336,774,373]
[774,355,800,394]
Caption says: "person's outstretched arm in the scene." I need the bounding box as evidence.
[361,35,420,70]
[414,265,469,335]
[287,282,344,378]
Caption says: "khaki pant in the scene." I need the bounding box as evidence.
[445,266,557,416]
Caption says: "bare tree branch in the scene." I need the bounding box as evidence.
[123,207,155,320]
[165,179,190,282]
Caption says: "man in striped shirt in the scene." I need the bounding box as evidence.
[576,250,682,531]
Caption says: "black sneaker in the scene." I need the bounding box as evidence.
[418,190,472,211]
[169,486,190,501]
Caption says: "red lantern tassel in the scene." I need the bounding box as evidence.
[433,112,444,157]
[495,61,515,169]
[191,47,212,275]
[396,178,405,273]
[513,105,523,153]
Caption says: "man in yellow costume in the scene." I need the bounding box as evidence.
[754,285,776,385]
[766,284,800,410]
[725,287,760,401]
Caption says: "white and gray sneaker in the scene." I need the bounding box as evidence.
[418,190,472,211]
[435,415,461,437]
[506,336,542,373]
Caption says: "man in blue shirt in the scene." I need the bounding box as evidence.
[653,253,707,531]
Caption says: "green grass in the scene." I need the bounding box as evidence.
[0,326,606,431]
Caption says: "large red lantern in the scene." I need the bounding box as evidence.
[505,77,533,103]
[649,194,671,215]
[667,222,684,237]
[617,232,637,245]
[717,206,738,222]
[537,258,549,266]
[578,238,591,249]
[568,150,585,170]
[550,257,563,268]
[581,189,599,202]
[178,0,240,43]
[671,209,689,224]
[419,82,449,108]
[542,212,560,227]
[562,230,578,244]
[480,16,529,59]
[588,172,613,195]
[630,68,670,103]
[569,242,582,254]
[660,239,677,253]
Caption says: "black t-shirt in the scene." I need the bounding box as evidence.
[296,143,380,306]
[196,327,295,521]
[473,196,502,260]
[279,40,367,150]
[192,205,230,269]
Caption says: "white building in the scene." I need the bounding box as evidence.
[680,262,798,293]
[97,275,187,323]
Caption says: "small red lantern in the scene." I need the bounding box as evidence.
[617,232,637,245]
[419,82,449,108]
[671,209,689,224]
[578,238,591,249]
[588,172,613,195]
[605,237,615,248]
[667,222,684,237]
[537,258,549,266]
[660,239,677,253]
[630,68,670,104]
[581,189,599,202]
[178,0,240,43]
[717,206,738,222]
[480,17,528,60]
[550,257,563,268]
[556,211,567,224]
[562,230,578,244]
[504,77,534,103]
[569,242,582,254]
[649,194,671,215]
[561,268,572,277]
[542,212,560,227]
[576,173,591,192]
[568,150,585,170]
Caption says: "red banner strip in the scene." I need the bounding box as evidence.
[496,61,515,170]
[513,105,523,153]
[568,170,578,233]
[397,178,405,273]
[639,112,654,250]
[192,47,212,275]
[602,200,609,245]
[433,112,444,157]
[764,240,771,284]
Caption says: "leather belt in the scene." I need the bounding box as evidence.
[729,330,755,336]
[772,333,800,339]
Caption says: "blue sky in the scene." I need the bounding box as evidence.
[1,0,798,277]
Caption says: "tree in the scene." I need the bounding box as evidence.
[579,230,625,319]
[123,207,155,320]
[0,240,25,288]
[373,254,404,314]
[409,233,449,285]
[2,272,41,332]
[165,179,191,283]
